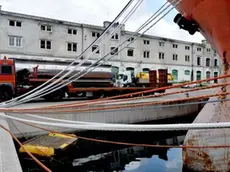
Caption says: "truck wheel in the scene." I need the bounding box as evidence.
[0,86,13,102]
[44,89,65,101]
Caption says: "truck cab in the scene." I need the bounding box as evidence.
[0,56,16,101]
[116,71,134,87]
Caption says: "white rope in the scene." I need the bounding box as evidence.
[2,0,144,108]
[0,0,137,107]
[3,112,230,131]
[5,0,181,108]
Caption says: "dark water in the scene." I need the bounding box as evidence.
[18,114,197,172]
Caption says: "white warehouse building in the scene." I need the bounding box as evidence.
[0,7,221,83]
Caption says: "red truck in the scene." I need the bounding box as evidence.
[0,56,168,102]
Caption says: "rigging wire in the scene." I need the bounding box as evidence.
[17,121,230,150]
[15,98,230,125]
[0,124,52,172]
[6,81,229,112]
[0,80,230,113]
[3,108,230,131]
[13,0,144,104]
[0,0,136,107]
[5,0,181,108]
[5,91,229,114]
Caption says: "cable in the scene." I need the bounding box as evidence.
[4,111,230,131]
[15,0,143,104]
[8,81,229,112]
[21,0,179,105]
[17,121,230,149]
[0,0,136,107]
[1,86,228,113]
[0,124,52,172]
[16,98,230,125]
[3,0,178,107]
[9,92,230,113]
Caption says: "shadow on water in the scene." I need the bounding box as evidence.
[18,113,199,172]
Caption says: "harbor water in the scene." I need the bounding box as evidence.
[17,114,197,172]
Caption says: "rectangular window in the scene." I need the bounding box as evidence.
[16,21,22,27]
[67,43,72,51]
[67,42,77,52]
[40,25,52,32]
[92,32,100,38]
[9,20,15,26]
[40,40,51,49]
[185,46,190,50]
[68,29,77,35]
[1,66,13,74]
[92,45,100,54]
[159,42,164,47]
[111,47,118,56]
[173,44,178,48]
[127,49,134,57]
[159,52,164,59]
[173,54,178,61]
[9,36,15,46]
[41,25,46,31]
[185,55,190,62]
[73,30,77,35]
[16,37,22,47]
[143,51,150,58]
[111,33,119,40]
[207,48,211,52]
[197,57,201,65]
[73,43,77,52]
[144,40,150,45]
[197,47,202,51]
[9,20,22,27]
[8,36,22,47]
[128,37,134,42]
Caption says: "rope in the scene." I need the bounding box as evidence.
[5,92,229,114]
[14,98,230,126]
[3,109,230,131]
[0,124,52,172]
[2,0,181,108]
[7,81,229,112]
[0,0,137,107]
[17,121,230,149]
[4,73,228,113]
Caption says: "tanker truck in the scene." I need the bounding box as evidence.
[0,56,167,102]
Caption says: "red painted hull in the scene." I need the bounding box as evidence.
[168,0,230,62]
[167,1,230,171]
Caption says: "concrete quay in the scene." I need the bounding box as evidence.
[6,88,218,138]
[0,117,22,172]
[0,87,219,171]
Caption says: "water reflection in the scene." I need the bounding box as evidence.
[20,114,198,172]
[72,134,185,172]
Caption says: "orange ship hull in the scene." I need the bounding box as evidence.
[168,0,230,172]
[168,0,230,62]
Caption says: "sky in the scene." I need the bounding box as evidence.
[0,0,204,43]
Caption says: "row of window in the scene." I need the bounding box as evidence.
[122,68,218,79]
[9,20,78,35]
[8,36,219,66]
[8,19,214,54]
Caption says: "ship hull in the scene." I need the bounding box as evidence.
[168,0,230,171]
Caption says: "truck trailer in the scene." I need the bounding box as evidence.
[0,57,168,102]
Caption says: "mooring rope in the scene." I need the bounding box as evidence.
[4,92,229,114]
[16,121,230,149]
[0,125,52,172]
[3,109,230,131]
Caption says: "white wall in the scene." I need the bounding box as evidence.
[0,11,222,82]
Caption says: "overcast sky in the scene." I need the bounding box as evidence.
[0,0,204,43]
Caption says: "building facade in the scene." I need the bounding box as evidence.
[0,7,221,82]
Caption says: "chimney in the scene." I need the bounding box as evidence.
[0,5,2,11]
